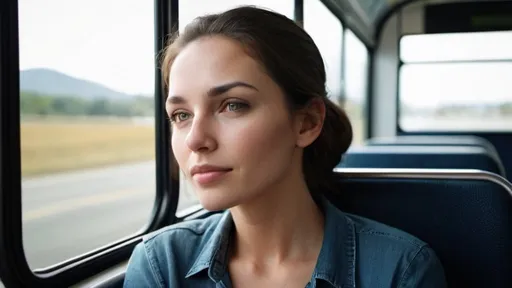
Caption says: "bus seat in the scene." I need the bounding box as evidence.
[365,135,501,160]
[328,168,512,288]
[337,145,506,177]
[365,135,495,149]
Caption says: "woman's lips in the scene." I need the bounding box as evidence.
[190,165,233,185]
[193,170,231,185]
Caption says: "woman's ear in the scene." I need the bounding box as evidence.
[295,97,326,148]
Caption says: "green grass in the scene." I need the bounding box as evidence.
[21,117,155,177]
[349,116,364,146]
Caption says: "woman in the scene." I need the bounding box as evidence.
[124,6,446,288]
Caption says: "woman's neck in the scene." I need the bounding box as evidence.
[229,177,325,266]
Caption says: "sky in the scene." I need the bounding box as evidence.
[18,0,511,107]
[18,0,155,96]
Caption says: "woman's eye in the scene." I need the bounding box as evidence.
[171,112,191,123]
[225,102,248,112]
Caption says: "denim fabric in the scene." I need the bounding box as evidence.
[124,198,446,287]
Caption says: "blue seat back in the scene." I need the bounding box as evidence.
[338,145,506,177]
[328,168,512,288]
[365,135,497,153]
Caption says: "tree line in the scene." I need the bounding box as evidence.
[433,103,512,117]
[401,102,512,117]
[20,91,154,117]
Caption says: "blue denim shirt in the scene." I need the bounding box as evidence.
[124,198,446,287]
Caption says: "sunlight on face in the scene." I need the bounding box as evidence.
[166,36,300,211]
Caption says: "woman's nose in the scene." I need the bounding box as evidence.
[185,116,217,153]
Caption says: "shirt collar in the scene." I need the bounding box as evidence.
[311,197,356,288]
[185,197,356,288]
[185,211,233,282]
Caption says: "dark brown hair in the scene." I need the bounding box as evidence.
[162,6,352,196]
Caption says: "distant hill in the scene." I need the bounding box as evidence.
[20,68,133,99]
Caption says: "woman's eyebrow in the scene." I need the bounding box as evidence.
[166,81,259,105]
[207,81,259,97]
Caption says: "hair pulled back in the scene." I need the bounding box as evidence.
[162,6,352,196]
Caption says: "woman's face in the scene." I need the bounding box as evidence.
[166,36,303,211]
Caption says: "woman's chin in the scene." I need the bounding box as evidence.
[196,191,239,212]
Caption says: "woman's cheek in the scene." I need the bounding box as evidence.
[171,129,188,168]
[227,113,292,162]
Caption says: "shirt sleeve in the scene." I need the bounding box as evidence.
[123,242,163,288]
[398,245,447,288]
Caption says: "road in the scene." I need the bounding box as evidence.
[21,161,199,270]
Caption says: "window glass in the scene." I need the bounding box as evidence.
[180,0,294,33]
[401,31,512,62]
[304,0,343,106]
[19,0,156,269]
[305,1,368,146]
[344,30,369,146]
[176,0,294,212]
[399,31,512,131]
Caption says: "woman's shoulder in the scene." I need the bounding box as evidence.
[143,212,224,244]
[123,212,227,287]
[347,212,427,248]
[345,212,447,287]
[139,212,227,266]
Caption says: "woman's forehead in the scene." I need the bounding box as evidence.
[168,36,268,96]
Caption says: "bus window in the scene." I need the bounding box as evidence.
[304,0,343,106]
[304,1,367,146]
[180,0,294,33]
[399,31,512,131]
[344,30,369,146]
[176,0,294,213]
[18,0,155,270]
